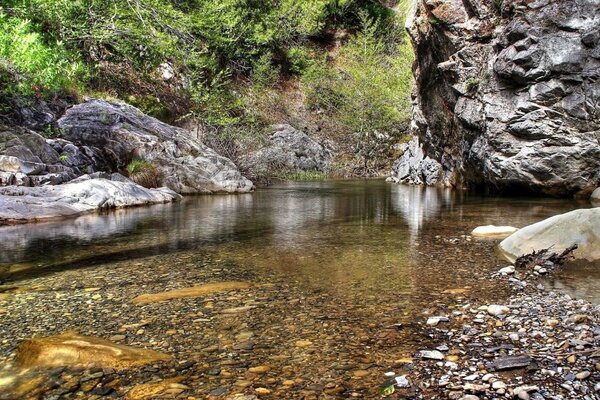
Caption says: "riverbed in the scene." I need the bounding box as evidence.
[0,180,598,399]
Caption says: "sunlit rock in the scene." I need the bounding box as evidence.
[499,208,600,262]
[471,225,519,239]
[125,377,188,400]
[132,281,252,304]
[0,175,180,225]
[15,333,171,369]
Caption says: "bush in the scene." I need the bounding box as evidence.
[126,159,163,188]
[0,12,87,97]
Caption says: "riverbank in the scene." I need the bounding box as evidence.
[388,263,600,399]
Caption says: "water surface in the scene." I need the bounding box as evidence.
[1,180,597,302]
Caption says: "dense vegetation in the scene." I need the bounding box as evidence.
[0,0,414,176]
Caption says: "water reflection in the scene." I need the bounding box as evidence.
[0,180,598,302]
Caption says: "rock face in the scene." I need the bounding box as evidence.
[591,187,600,205]
[0,99,253,194]
[241,124,331,178]
[499,208,600,262]
[0,174,180,225]
[398,0,600,196]
[58,99,253,193]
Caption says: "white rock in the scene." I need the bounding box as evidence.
[498,265,515,274]
[417,350,444,360]
[487,305,510,316]
[471,225,519,239]
[499,208,600,262]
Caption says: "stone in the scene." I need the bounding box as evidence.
[394,375,410,388]
[591,187,600,205]
[398,0,600,196]
[492,355,532,371]
[254,387,271,395]
[58,99,253,194]
[487,305,510,316]
[0,176,180,225]
[240,124,332,179]
[132,282,252,304]
[427,316,449,326]
[498,266,515,275]
[15,333,171,370]
[576,371,591,380]
[471,226,519,239]
[417,350,445,360]
[499,208,600,262]
[248,365,271,374]
[391,136,443,185]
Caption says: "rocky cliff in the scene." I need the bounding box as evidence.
[393,0,600,196]
[0,99,253,194]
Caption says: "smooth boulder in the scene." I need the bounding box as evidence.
[57,99,254,194]
[499,208,600,262]
[0,175,180,225]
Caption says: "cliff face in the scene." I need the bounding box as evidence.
[393,0,600,196]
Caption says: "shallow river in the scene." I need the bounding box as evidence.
[0,180,598,398]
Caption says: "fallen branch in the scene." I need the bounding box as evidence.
[515,244,578,269]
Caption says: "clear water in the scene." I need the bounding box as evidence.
[1,180,597,303]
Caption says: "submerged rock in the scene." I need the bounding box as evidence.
[499,208,600,262]
[471,225,519,239]
[398,0,600,196]
[132,281,252,304]
[0,175,180,225]
[15,333,171,369]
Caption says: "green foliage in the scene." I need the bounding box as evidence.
[301,10,414,172]
[0,12,87,96]
[126,158,163,188]
[275,170,327,181]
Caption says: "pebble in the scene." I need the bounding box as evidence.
[487,305,510,316]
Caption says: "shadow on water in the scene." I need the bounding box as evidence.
[1,180,598,302]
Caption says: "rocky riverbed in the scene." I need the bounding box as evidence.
[0,241,598,399]
[384,259,600,400]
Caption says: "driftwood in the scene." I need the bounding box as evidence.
[515,244,578,269]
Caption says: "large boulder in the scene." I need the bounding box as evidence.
[0,175,180,225]
[397,0,600,196]
[240,124,331,178]
[499,208,600,262]
[58,99,253,193]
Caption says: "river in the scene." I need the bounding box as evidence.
[0,180,598,398]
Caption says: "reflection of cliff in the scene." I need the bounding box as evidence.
[390,185,454,236]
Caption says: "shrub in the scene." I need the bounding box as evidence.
[0,12,87,97]
[126,159,163,188]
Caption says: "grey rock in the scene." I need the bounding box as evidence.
[401,0,600,196]
[391,136,443,185]
[591,187,600,205]
[499,208,600,262]
[492,355,532,371]
[417,350,445,360]
[58,99,253,194]
[241,124,331,178]
[0,176,181,225]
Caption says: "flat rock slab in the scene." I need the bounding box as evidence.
[132,282,252,304]
[125,377,188,400]
[0,177,180,225]
[499,208,600,262]
[492,355,532,371]
[15,333,171,369]
[471,225,519,239]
